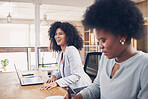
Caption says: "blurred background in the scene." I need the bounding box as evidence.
[0,0,147,72]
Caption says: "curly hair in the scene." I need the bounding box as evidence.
[48,21,83,51]
[82,0,145,41]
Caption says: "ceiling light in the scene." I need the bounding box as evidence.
[7,12,12,23]
[7,0,12,23]
[41,14,49,26]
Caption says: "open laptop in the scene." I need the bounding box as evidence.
[14,64,44,86]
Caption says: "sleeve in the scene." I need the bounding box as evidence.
[79,54,105,99]
[79,71,100,99]
[52,70,61,79]
[138,64,148,98]
[56,47,82,87]
[56,75,80,87]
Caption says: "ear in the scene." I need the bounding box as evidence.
[119,33,127,45]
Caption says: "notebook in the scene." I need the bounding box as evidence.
[14,64,44,86]
[45,96,64,99]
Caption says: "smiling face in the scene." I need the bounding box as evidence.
[95,29,124,59]
[54,28,67,47]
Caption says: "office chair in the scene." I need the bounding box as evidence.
[84,52,102,79]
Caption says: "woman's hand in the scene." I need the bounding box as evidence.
[46,75,57,83]
[40,81,58,90]
[64,93,83,99]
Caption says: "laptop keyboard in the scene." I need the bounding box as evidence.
[23,76,42,84]
[24,77,33,83]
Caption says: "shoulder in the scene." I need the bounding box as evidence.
[137,52,148,81]
[140,51,148,58]
[65,46,80,59]
[65,46,79,53]
[135,51,148,74]
[137,51,148,63]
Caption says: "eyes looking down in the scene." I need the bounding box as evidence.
[54,28,67,47]
[95,29,126,59]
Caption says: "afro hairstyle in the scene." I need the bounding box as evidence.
[82,0,145,41]
[48,21,83,51]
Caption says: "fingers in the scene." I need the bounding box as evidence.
[39,84,51,90]
[46,75,57,83]
[50,78,57,82]
[50,75,57,82]
[46,79,51,83]
[47,86,54,90]
[46,78,56,83]
[40,82,57,90]
[46,80,49,83]
[50,79,54,82]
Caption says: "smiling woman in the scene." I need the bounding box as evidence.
[54,28,67,47]
[40,21,92,93]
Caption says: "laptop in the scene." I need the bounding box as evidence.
[14,64,44,86]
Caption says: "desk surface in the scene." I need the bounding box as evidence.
[0,71,67,99]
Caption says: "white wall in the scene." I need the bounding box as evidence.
[0,24,29,47]
[0,24,50,47]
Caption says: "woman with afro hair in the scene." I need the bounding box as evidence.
[64,0,148,99]
[40,21,92,93]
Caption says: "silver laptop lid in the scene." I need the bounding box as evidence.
[14,64,22,85]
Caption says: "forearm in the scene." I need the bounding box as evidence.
[56,74,80,87]
[79,82,100,99]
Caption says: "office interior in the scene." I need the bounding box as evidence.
[0,0,147,73]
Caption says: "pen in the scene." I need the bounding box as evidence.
[67,87,71,99]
